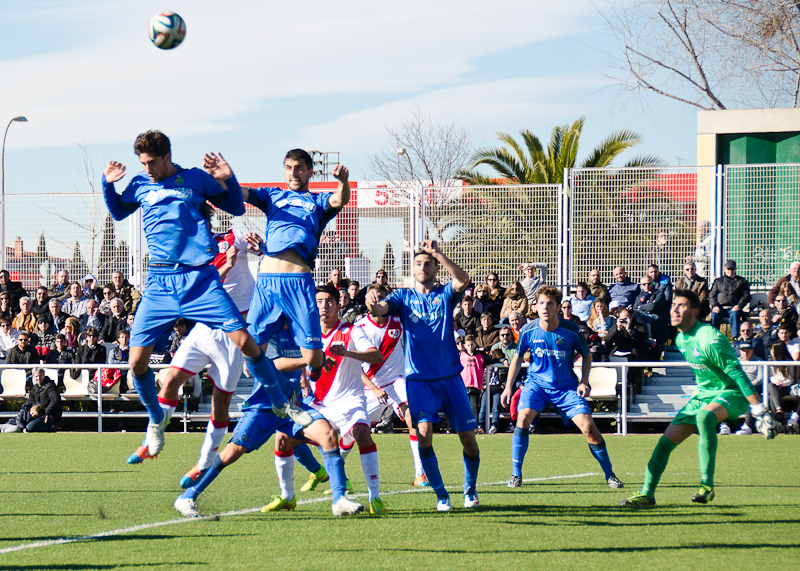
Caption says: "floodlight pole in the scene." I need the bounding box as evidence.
[1,116,28,270]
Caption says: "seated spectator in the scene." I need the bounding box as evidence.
[473,284,499,320]
[0,292,16,322]
[0,269,27,310]
[98,284,116,315]
[12,297,37,333]
[632,274,669,344]
[45,333,75,391]
[767,341,797,421]
[609,266,639,309]
[338,289,361,324]
[47,269,71,302]
[456,295,480,337]
[648,263,673,303]
[604,308,651,393]
[111,271,141,314]
[776,280,799,309]
[0,317,18,359]
[587,298,614,335]
[518,262,547,306]
[491,326,518,363]
[460,335,484,425]
[24,368,61,432]
[33,316,56,358]
[560,299,583,325]
[732,341,764,435]
[771,293,798,331]
[568,282,595,322]
[80,299,106,333]
[61,282,88,319]
[475,312,499,357]
[587,268,610,305]
[347,280,362,305]
[64,317,81,348]
[99,298,127,343]
[500,281,529,320]
[709,259,750,338]
[70,326,107,383]
[327,268,349,291]
[580,321,607,362]
[734,321,765,359]
[485,272,506,303]
[166,318,193,356]
[32,286,50,319]
[508,312,526,343]
[124,312,135,333]
[5,331,41,388]
[81,273,102,303]
[47,299,68,333]
[767,261,800,307]
[755,308,779,348]
[675,261,709,318]
[777,323,800,361]
[107,329,131,393]
[372,270,392,295]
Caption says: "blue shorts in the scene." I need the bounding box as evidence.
[230,403,325,452]
[407,375,478,433]
[131,264,246,347]
[519,383,592,421]
[247,273,322,350]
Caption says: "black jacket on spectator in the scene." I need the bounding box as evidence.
[455,310,479,337]
[774,306,798,330]
[0,306,14,322]
[0,280,28,311]
[100,312,127,343]
[70,343,107,379]
[709,275,751,309]
[28,376,62,422]
[5,345,41,366]
[604,319,652,360]
[45,347,76,388]
[633,289,670,341]
[80,311,106,333]
[32,300,50,319]
[47,312,68,332]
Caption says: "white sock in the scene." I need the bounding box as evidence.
[274,451,295,501]
[158,398,177,424]
[409,434,424,476]
[340,445,354,463]
[359,445,380,502]
[197,418,228,470]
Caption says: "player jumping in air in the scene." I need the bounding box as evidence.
[500,285,623,489]
[365,240,480,512]
[102,131,311,462]
[621,289,778,507]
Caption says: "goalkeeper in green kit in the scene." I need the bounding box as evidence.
[621,289,778,507]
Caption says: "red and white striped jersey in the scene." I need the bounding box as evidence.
[312,320,376,406]
[355,314,404,388]
[212,228,256,313]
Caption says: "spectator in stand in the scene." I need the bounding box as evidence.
[70,326,107,382]
[777,322,800,361]
[632,274,669,344]
[581,321,607,362]
[33,316,56,358]
[732,341,764,435]
[500,282,528,320]
[486,272,506,303]
[609,266,639,309]
[12,297,37,333]
[47,299,67,333]
[123,312,135,333]
[560,299,583,324]
[587,269,610,305]
[735,321,765,359]
[771,293,798,331]
[491,325,518,363]
[473,284,499,321]
[24,368,61,432]
[0,270,27,310]
[648,263,673,303]
[47,269,71,302]
[107,329,131,393]
[767,261,800,307]
[111,271,141,314]
[80,299,106,333]
[767,341,797,422]
[755,308,779,349]
[327,268,348,291]
[5,331,40,388]
[568,282,595,323]
[61,282,89,319]
[45,334,75,391]
[373,269,392,294]
[99,298,127,343]
[0,292,14,322]
[64,317,81,349]
[587,298,614,336]
[166,318,192,356]
[604,308,651,394]
[709,259,750,338]
[508,312,526,343]
[475,312,499,357]
[81,274,101,303]
[347,280,362,305]
[675,261,709,318]
[455,295,480,337]
[460,335,485,425]
[32,287,50,319]
[647,229,675,277]
[338,289,360,324]
[518,262,547,306]
[692,220,713,278]
[98,284,116,315]
[0,317,18,359]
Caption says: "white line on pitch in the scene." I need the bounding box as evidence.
[0,472,599,555]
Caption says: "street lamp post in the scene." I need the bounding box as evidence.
[1,116,28,270]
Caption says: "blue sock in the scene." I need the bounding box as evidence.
[463,452,480,494]
[182,455,225,500]
[588,440,614,479]
[133,368,163,424]
[322,449,347,502]
[512,426,529,478]
[293,443,321,474]
[244,350,288,408]
[419,446,448,499]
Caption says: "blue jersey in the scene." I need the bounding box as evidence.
[385,282,463,381]
[102,165,244,266]
[245,187,339,267]
[244,328,301,411]
[518,318,589,390]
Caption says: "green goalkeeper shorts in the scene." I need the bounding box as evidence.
[672,390,749,426]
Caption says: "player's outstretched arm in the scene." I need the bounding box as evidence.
[102,161,139,221]
[328,165,351,210]
[365,289,390,317]
[329,344,383,364]
[420,239,470,293]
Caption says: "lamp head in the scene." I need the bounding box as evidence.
[12,117,27,123]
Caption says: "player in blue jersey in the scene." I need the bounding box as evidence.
[500,285,623,489]
[365,240,480,512]
[102,131,311,461]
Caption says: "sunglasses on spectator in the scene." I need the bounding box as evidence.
[561,304,571,308]
[0,323,8,328]
[103,291,114,296]
[776,298,787,303]
[499,333,509,337]
[486,278,497,282]
[86,333,97,338]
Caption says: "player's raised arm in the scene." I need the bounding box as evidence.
[420,240,470,293]
[203,152,245,216]
[102,161,139,221]
[327,165,351,210]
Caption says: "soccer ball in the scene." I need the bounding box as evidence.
[148,11,186,50]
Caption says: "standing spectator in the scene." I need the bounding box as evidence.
[609,266,639,309]
[372,270,393,294]
[347,280,362,305]
[33,316,56,358]
[755,308,779,349]
[648,264,673,303]
[98,284,116,315]
[99,298,127,342]
[675,261,709,318]
[475,312,499,357]
[12,297,37,333]
[767,261,800,307]
[81,274,102,303]
[460,336,485,426]
[0,317,18,359]
[47,299,67,333]
[0,270,28,310]
[485,272,506,303]
[61,282,89,319]
[473,284,499,321]
[709,259,751,338]
[734,321,766,359]
[24,368,61,432]
[455,296,480,337]
[111,271,141,314]
[0,292,14,322]
[518,262,547,306]
[732,342,764,435]
[47,269,71,301]
[692,220,714,278]
[587,269,610,305]
[587,299,614,335]
[45,334,75,391]
[560,299,583,324]
[647,229,675,277]
[327,268,349,291]
[70,326,107,382]
[64,317,81,348]
[568,282,595,322]
[500,282,529,320]
[5,331,40,388]
[771,293,798,331]
[32,287,50,319]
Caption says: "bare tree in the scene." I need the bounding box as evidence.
[606,0,800,110]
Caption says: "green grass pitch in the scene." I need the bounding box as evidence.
[1,431,798,570]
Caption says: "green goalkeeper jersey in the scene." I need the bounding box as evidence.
[675,320,756,398]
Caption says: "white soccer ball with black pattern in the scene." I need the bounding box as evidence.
[148,11,186,50]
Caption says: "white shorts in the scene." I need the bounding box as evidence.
[311,393,368,450]
[365,379,408,424]
[170,322,244,394]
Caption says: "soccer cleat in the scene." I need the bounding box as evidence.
[174,496,201,518]
[146,414,169,456]
[272,401,314,427]
[787,412,799,427]
[619,492,656,507]
[127,444,157,464]
[507,475,522,488]
[691,485,715,504]
[413,474,430,488]
[331,497,364,517]
[607,475,624,489]
[179,464,207,489]
[369,497,388,515]
[718,422,731,435]
[261,495,297,512]
[464,490,479,508]
[436,496,453,512]
[324,479,353,495]
[734,424,753,436]
[300,470,330,492]
[755,410,780,440]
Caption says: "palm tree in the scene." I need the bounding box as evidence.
[457,116,663,184]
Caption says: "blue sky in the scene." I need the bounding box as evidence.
[0,0,698,196]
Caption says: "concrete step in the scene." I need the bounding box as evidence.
[641,384,697,395]
[629,402,681,414]
[635,394,693,404]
